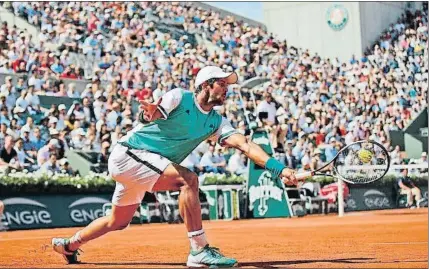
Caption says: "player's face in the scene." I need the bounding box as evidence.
[208,79,228,105]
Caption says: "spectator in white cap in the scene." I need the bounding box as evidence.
[12,106,26,126]
[48,116,59,131]
[37,138,61,166]
[70,128,86,150]
[57,104,67,130]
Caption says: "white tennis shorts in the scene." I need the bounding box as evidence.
[108,143,171,206]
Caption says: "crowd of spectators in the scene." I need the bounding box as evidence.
[0,2,427,177]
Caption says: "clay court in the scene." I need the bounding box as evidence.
[0,208,427,268]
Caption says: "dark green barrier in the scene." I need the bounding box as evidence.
[346,184,428,211]
[38,95,80,110]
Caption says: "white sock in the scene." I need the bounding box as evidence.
[188,229,208,251]
[68,230,86,251]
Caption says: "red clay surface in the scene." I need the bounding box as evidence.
[0,208,427,268]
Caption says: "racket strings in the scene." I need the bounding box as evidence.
[334,142,389,184]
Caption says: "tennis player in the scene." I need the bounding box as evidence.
[52,66,297,268]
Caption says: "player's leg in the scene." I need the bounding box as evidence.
[52,144,150,263]
[152,163,237,268]
[152,163,203,233]
[68,203,139,250]
[52,185,141,264]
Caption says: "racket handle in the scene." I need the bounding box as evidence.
[295,171,314,180]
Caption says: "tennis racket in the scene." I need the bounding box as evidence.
[295,140,391,184]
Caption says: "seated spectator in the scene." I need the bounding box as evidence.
[324,137,339,162]
[40,153,60,174]
[227,149,247,175]
[390,145,402,164]
[70,128,86,150]
[417,152,428,174]
[37,138,60,166]
[14,137,35,169]
[60,159,74,175]
[200,145,225,174]
[256,93,276,126]
[31,127,46,151]
[397,169,423,208]
[181,150,203,174]
[0,135,20,170]
[284,147,297,169]
[310,149,324,171]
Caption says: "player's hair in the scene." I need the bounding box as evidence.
[195,78,217,94]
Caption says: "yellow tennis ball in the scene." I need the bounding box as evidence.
[358,149,373,163]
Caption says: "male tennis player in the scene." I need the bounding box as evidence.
[52,66,297,268]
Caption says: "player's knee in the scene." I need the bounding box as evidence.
[182,171,199,191]
[107,216,130,231]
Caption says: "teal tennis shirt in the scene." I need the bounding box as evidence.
[119,88,237,164]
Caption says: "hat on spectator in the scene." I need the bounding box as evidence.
[49,139,61,148]
[194,66,238,89]
[329,137,336,143]
[49,117,58,124]
[49,128,59,135]
[58,104,66,111]
[94,91,102,99]
[422,152,427,157]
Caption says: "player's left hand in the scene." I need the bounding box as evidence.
[281,168,297,186]
[139,98,162,122]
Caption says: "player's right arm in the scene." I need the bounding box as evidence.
[138,88,183,122]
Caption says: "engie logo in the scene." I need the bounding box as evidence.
[1,198,52,225]
[363,190,390,208]
[69,197,110,223]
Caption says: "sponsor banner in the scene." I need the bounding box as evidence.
[1,194,111,230]
[1,193,211,230]
[247,130,291,218]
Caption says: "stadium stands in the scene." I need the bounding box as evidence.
[0,1,427,175]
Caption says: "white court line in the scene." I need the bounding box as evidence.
[371,242,428,245]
